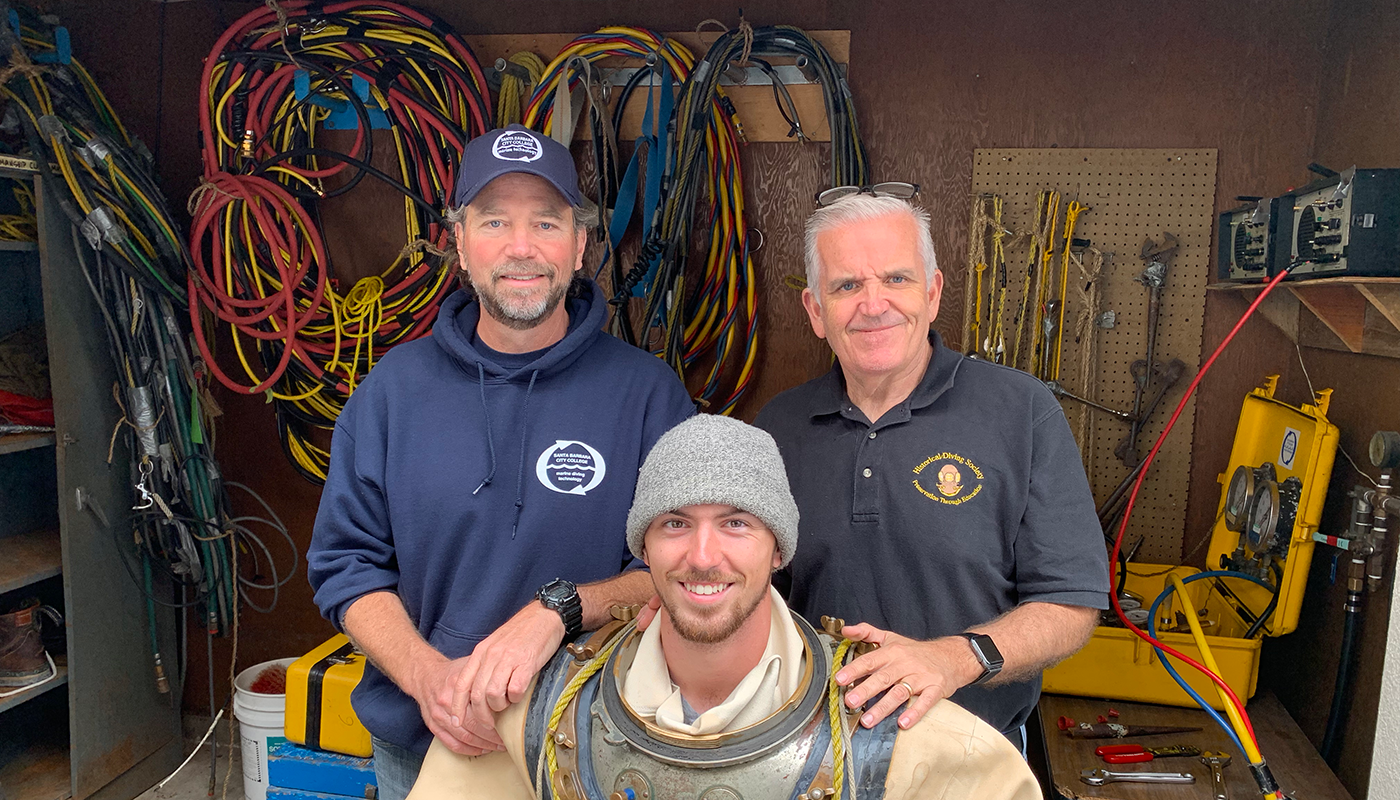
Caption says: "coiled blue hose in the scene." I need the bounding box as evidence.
[1145,569,1274,754]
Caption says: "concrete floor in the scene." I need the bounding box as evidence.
[134,716,245,800]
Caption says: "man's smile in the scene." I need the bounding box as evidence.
[681,581,733,601]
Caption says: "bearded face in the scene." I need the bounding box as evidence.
[643,505,782,646]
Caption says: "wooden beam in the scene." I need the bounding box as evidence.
[1291,283,1367,353]
[1355,282,1400,334]
[1243,284,1302,342]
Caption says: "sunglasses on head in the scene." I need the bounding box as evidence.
[815,182,921,207]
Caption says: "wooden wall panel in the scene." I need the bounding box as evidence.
[50,0,1340,753]
[1258,3,1400,797]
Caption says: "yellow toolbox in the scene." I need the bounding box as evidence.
[285,634,373,757]
[1044,376,1339,708]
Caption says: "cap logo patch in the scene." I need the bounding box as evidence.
[492,130,543,162]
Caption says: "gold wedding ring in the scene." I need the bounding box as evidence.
[898,680,915,697]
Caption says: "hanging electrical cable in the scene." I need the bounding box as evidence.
[0,8,295,670]
[1108,264,1297,800]
[192,0,491,483]
[638,24,863,414]
[522,24,863,414]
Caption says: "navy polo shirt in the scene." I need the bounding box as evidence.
[754,331,1109,736]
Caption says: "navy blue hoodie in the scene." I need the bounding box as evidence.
[308,280,693,753]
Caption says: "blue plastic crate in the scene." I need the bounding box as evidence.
[267,740,376,798]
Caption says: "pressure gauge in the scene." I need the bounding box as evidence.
[1246,479,1281,553]
[1370,431,1400,469]
[1225,465,1255,533]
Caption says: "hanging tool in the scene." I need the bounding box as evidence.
[1080,769,1195,786]
[1012,191,1051,369]
[988,197,1009,363]
[963,194,993,357]
[1039,300,1060,378]
[1115,357,1189,467]
[1045,380,1134,422]
[1028,192,1061,377]
[1127,232,1180,421]
[1049,200,1088,380]
[1096,744,1201,764]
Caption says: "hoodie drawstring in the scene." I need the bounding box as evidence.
[472,362,497,495]
[511,370,539,538]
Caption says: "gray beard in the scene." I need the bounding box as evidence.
[467,262,569,330]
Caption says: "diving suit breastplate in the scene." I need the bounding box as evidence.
[521,613,899,800]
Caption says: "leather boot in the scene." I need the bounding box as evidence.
[0,599,54,688]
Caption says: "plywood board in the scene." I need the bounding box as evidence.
[971,149,1218,563]
[464,31,849,142]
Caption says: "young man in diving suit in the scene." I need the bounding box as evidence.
[404,414,1038,800]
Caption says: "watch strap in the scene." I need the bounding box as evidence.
[536,579,583,638]
[959,632,1004,686]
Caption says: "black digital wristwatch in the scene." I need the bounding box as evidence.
[536,578,583,638]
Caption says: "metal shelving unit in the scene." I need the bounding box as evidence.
[0,162,181,800]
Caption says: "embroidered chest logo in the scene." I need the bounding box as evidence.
[536,440,607,495]
[912,452,984,505]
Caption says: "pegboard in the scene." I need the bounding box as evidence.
[969,149,1218,563]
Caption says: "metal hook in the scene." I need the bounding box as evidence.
[133,459,154,511]
[748,227,765,253]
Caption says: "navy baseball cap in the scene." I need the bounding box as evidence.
[453,125,582,208]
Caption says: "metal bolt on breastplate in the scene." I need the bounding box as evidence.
[612,604,640,622]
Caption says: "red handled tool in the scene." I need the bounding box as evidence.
[1096,744,1201,763]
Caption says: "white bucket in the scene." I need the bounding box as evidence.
[232,657,297,800]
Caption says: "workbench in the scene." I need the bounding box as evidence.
[1036,693,1353,799]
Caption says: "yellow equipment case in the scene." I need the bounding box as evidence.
[1043,376,1339,708]
[285,634,373,757]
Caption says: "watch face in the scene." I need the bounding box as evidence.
[973,634,1004,666]
[540,578,576,604]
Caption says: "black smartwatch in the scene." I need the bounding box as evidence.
[536,578,583,638]
[959,632,1004,686]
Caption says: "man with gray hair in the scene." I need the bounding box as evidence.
[754,190,1109,754]
[404,414,1040,800]
[308,124,693,799]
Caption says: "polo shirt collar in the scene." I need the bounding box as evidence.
[808,330,962,419]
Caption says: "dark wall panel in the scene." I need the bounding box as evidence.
[1258,3,1400,798]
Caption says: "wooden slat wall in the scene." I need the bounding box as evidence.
[57,0,1394,792]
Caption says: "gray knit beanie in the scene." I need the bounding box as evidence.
[627,414,799,567]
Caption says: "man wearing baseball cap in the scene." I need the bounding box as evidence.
[309,125,694,800]
[403,415,1039,800]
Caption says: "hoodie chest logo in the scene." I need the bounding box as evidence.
[536,440,608,496]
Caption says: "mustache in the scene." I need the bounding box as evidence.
[490,260,554,280]
[666,569,740,585]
